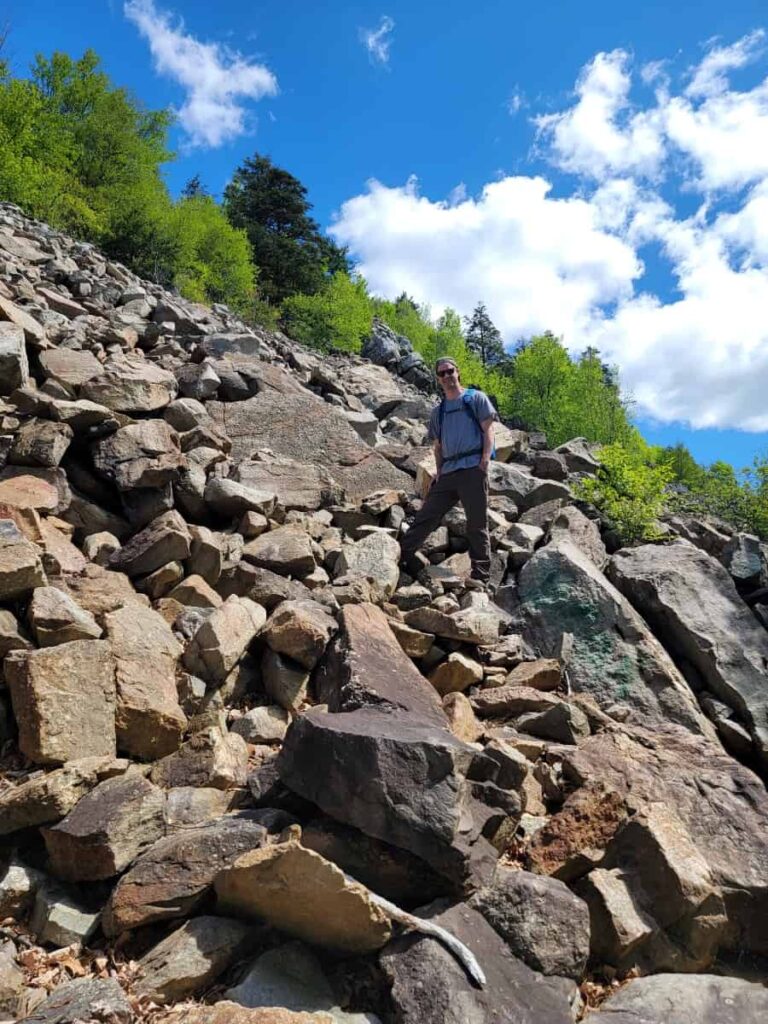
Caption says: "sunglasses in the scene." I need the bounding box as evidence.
[437,368,456,377]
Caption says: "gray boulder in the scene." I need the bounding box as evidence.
[608,539,768,762]
[469,867,590,979]
[587,973,768,1023]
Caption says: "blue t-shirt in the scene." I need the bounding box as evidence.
[427,388,497,474]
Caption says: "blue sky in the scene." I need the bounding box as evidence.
[6,0,768,470]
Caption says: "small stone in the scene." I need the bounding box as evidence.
[82,530,121,565]
[183,595,266,683]
[150,727,249,790]
[27,586,102,646]
[17,977,132,1023]
[262,599,338,670]
[0,322,28,394]
[0,940,23,1017]
[505,658,562,691]
[136,560,185,600]
[109,509,191,577]
[168,574,223,608]
[205,477,277,517]
[516,701,591,744]
[0,861,42,919]
[0,519,46,599]
[239,510,269,538]
[10,418,72,467]
[243,526,317,578]
[428,652,484,695]
[389,618,434,658]
[29,879,100,946]
[262,649,310,712]
[231,706,289,744]
[442,692,483,743]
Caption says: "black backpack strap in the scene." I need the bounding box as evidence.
[437,398,446,443]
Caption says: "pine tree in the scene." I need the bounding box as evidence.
[223,153,349,303]
[464,302,505,367]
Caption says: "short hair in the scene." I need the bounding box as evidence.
[434,356,459,372]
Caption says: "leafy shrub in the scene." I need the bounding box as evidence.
[576,441,673,544]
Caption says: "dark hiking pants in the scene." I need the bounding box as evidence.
[401,466,491,583]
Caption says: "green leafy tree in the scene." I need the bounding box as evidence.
[281,272,373,352]
[464,301,505,367]
[166,195,256,314]
[223,153,349,303]
[576,440,673,544]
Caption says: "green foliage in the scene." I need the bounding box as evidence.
[281,272,372,352]
[165,195,255,313]
[224,153,350,304]
[576,440,673,544]
[666,454,768,538]
[464,301,504,367]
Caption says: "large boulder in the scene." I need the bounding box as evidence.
[379,900,574,1024]
[262,599,338,670]
[215,837,392,953]
[207,392,412,502]
[334,532,401,598]
[109,509,191,577]
[608,540,768,763]
[586,973,768,1023]
[182,595,265,683]
[103,813,268,935]
[105,603,187,760]
[235,453,342,511]
[5,640,116,765]
[518,540,710,736]
[469,867,590,979]
[91,420,185,491]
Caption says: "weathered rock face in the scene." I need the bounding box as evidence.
[103,813,268,935]
[585,973,768,1023]
[18,977,133,1024]
[0,322,29,394]
[5,640,116,764]
[608,540,768,763]
[81,354,178,411]
[215,837,393,952]
[136,915,255,1004]
[518,540,711,736]
[469,867,590,979]
[42,773,166,880]
[560,725,768,958]
[262,599,337,670]
[105,603,187,760]
[0,519,46,599]
[380,900,575,1024]
[207,392,412,501]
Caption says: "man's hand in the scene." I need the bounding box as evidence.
[479,456,490,474]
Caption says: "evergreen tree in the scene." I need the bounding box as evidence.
[182,174,208,199]
[223,153,349,303]
[464,302,505,367]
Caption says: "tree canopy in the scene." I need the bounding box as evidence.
[223,154,349,304]
[464,302,505,367]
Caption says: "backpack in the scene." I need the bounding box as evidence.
[437,387,497,462]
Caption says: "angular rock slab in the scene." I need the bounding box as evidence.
[18,977,132,1024]
[5,640,116,765]
[136,915,255,1004]
[469,866,590,980]
[103,813,267,935]
[320,603,447,723]
[0,321,28,394]
[158,1006,335,1024]
[150,727,249,790]
[0,756,130,835]
[224,942,378,1023]
[207,392,412,502]
[109,509,191,577]
[81,354,178,412]
[380,900,574,1024]
[215,838,392,953]
[518,540,710,736]
[42,773,166,881]
[262,599,338,670]
[27,585,101,647]
[105,603,187,760]
[278,707,496,887]
[183,595,265,684]
[609,539,768,762]
[563,726,768,956]
[587,972,768,1023]
[0,466,70,514]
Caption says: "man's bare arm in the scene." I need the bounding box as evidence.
[479,418,494,472]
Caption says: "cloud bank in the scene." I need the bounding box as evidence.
[124,0,278,148]
[332,32,768,431]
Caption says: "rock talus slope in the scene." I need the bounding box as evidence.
[0,202,767,1021]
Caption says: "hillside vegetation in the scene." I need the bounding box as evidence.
[2,46,767,540]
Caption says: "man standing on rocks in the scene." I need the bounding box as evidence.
[402,357,496,589]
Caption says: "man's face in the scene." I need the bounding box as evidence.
[436,363,459,393]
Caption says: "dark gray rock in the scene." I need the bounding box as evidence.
[380,900,575,1024]
[608,539,768,763]
[18,977,132,1023]
[586,973,768,1023]
[469,867,590,979]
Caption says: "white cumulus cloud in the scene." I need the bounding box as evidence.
[332,32,768,432]
[124,0,278,148]
[360,15,395,67]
